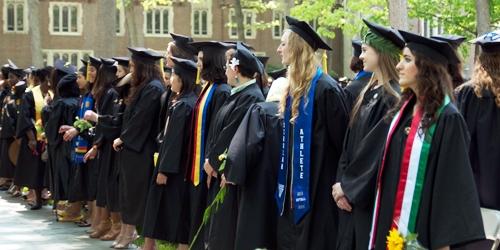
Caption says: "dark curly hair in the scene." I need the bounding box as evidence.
[388,48,453,132]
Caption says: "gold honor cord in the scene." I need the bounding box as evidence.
[322,51,328,73]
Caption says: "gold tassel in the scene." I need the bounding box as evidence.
[322,51,328,72]
[195,66,201,85]
[159,58,165,79]
[86,60,91,82]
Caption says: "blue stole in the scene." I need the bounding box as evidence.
[354,70,372,80]
[73,93,94,164]
[276,67,322,224]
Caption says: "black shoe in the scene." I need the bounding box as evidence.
[0,185,9,191]
[30,202,42,210]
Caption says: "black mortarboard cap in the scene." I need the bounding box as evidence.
[57,73,80,98]
[100,58,118,75]
[80,59,88,66]
[285,16,331,51]
[472,30,500,53]
[363,19,405,49]
[128,47,164,63]
[188,41,233,57]
[89,56,102,68]
[399,30,459,65]
[268,67,287,79]
[352,39,362,57]
[170,33,197,55]
[171,57,197,79]
[112,57,130,67]
[234,42,261,75]
[223,41,254,51]
[257,56,269,66]
[431,34,466,50]
[54,59,77,76]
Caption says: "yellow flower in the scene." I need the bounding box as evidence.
[387,228,404,250]
[218,153,227,161]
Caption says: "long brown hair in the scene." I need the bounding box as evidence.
[279,30,319,122]
[126,58,164,105]
[471,51,500,107]
[350,46,400,127]
[388,48,453,132]
[92,65,117,107]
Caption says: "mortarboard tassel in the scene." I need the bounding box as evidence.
[159,58,165,79]
[322,51,328,72]
[195,66,201,85]
[86,60,91,82]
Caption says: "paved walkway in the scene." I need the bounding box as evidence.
[0,191,112,250]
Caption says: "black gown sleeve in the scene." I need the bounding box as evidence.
[226,104,265,185]
[120,83,163,152]
[94,89,119,144]
[157,101,193,174]
[419,110,484,249]
[323,81,349,161]
[207,95,262,174]
[15,91,35,138]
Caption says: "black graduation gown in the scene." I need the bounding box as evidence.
[337,83,399,250]
[0,93,16,179]
[277,74,349,250]
[142,92,197,243]
[344,73,371,111]
[97,83,129,212]
[118,80,164,226]
[94,87,120,208]
[225,101,282,250]
[204,83,266,250]
[44,97,79,201]
[371,101,484,250]
[456,85,500,210]
[13,90,46,189]
[185,82,230,250]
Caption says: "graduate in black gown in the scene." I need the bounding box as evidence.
[456,31,500,212]
[184,41,231,250]
[367,31,484,250]
[431,34,466,89]
[332,20,403,250]
[111,47,165,249]
[141,57,198,250]
[225,76,289,250]
[13,67,53,210]
[275,16,349,250]
[344,39,373,110]
[44,73,80,202]
[0,66,20,189]
[202,42,265,250]
[81,58,119,240]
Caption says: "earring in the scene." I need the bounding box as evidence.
[235,76,240,84]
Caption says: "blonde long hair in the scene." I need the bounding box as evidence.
[471,51,500,107]
[279,30,321,122]
[349,47,400,127]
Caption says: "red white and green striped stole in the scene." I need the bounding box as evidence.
[368,95,451,249]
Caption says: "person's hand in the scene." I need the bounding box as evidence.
[62,127,78,141]
[332,183,352,212]
[204,160,217,188]
[113,138,123,152]
[83,146,98,162]
[83,110,98,123]
[156,172,168,185]
[58,125,73,133]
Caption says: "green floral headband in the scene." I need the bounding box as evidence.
[363,31,401,61]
